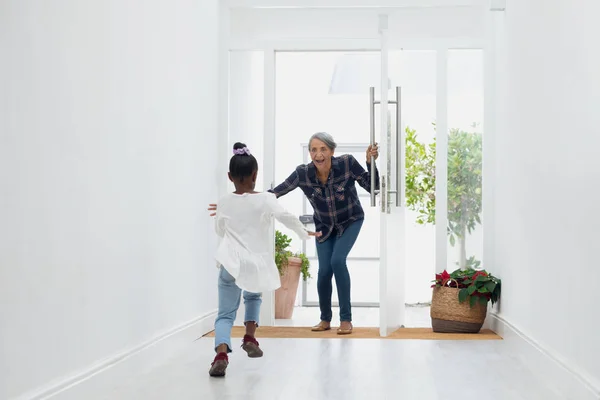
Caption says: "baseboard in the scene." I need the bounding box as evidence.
[489,313,600,400]
[14,310,218,400]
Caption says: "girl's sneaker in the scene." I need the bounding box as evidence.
[209,352,229,377]
[241,335,263,358]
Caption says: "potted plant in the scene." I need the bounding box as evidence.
[430,268,501,333]
[274,230,311,319]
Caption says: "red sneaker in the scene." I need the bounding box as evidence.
[208,352,229,377]
[241,335,263,358]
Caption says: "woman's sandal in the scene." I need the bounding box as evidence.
[311,321,331,332]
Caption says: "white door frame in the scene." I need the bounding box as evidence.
[221,6,486,329]
[229,38,484,52]
[260,48,277,326]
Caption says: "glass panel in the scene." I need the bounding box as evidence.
[275,52,375,253]
[447,49,484,270]
[389,50,437,305]
[275,52,382,312]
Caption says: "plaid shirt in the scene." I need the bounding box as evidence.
[270,154,380,242]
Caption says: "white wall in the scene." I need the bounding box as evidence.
[228,51,265,191]
[0,0,221,398]
[492,0,600,393]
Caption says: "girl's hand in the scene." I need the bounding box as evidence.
[308,231,322,238]
[366,143,379,164]
[208,203,217,217]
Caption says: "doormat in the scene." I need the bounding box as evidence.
[203,326,501,340]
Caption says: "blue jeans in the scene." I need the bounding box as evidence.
[214,267,262,353]
[315,219,363,323]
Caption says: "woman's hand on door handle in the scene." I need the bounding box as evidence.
[366,143,379,164]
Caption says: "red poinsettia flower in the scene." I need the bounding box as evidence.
[440,270,452,287]
[433,270,451,287]
[471,271,488,281]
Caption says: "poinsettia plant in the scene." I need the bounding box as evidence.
[431,268,501,308]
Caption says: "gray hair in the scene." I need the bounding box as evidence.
[309,132,337,151]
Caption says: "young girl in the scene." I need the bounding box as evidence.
[209,142,320,377]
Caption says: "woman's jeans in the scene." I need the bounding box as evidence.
[315,219,363,322]
[214,267,262,352]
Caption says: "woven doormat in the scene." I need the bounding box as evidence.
[203,326,501,340]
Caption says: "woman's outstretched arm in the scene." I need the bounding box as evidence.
[269,168,300,198]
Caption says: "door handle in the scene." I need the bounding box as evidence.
[369,86,378,207]
[371,86,401,211]
[395,86,402,207]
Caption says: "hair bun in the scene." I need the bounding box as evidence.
[233,142,247,151]
[232,142,251,156]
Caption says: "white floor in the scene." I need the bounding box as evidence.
[70,306,567,400]
[84,336,565,400]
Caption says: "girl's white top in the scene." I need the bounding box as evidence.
[214,192,310,293]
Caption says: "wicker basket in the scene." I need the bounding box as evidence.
[430,286,487,333]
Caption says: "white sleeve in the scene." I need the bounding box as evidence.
[266,194,310,240]
[214,213,226,237]
[214,200,227,238]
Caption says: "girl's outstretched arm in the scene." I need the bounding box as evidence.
[266,194,320,239]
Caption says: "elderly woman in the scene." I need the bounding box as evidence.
[209,132,379,335]
[271,132,379,335]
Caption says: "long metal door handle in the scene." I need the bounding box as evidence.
[369,86,377,207]
[396,86,402,207]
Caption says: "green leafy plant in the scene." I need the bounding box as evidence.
[431,268,501,308]
[447,128,483,268]
[404,124,483,270]
[296,253,310,281]
[405,126,436,225]
[275,230,311,281]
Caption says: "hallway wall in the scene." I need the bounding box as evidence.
[0,0,221,398]
[492,0,600,394]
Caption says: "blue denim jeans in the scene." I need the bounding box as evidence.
[214,267,262,353]
[315,219,363,322]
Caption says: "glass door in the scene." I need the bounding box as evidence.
[388,49,438,319]
[274,51,382,327]
[379,31,485,335]
[269,43,444,333]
